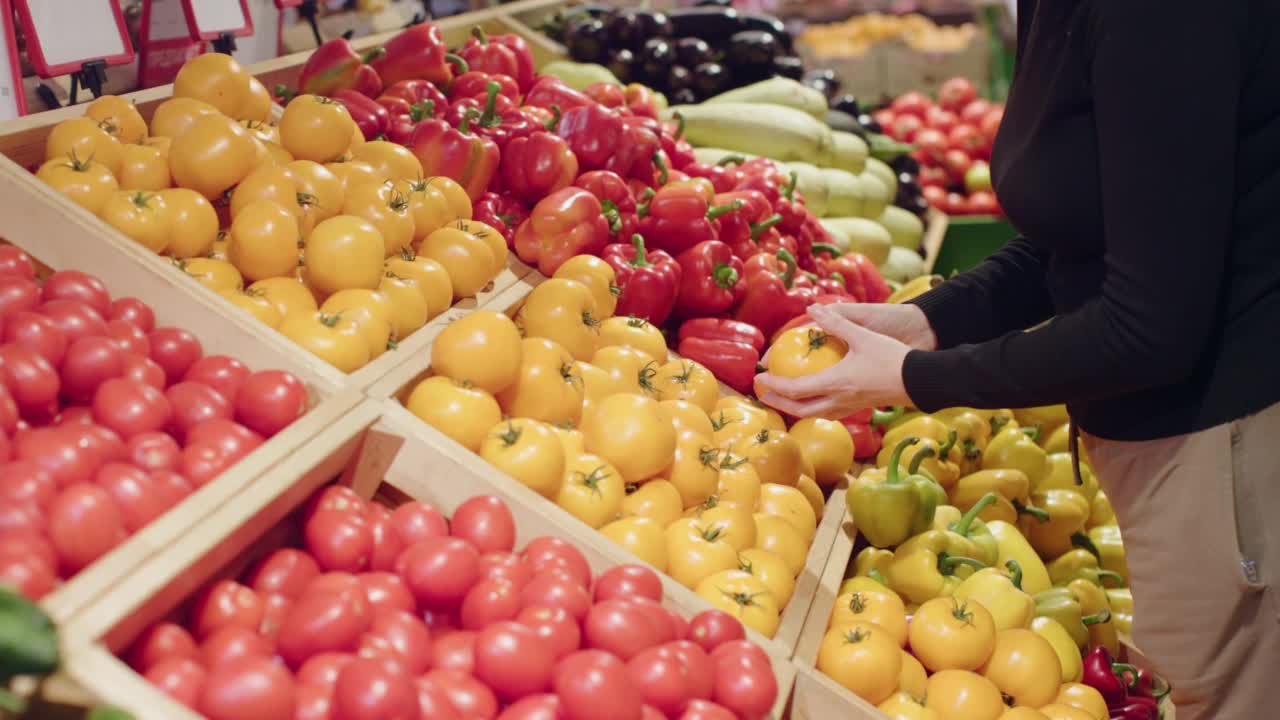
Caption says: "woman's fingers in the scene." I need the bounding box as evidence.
[810,304,876,346]
[755,357,850,399]
[757,390,844,419]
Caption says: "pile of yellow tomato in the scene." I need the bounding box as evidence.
[35,53,505,373]
[401,255,860,638]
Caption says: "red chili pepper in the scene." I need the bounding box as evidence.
[408,111,499,200]
[523,76,595,112]
[678,318,765,353]
[295,38,386,97]
[473,192,528,247]
[602,235,682,325]
[675,337,759,395]
[513,187,610,276]
[638,183,742,256]
[449,71,519,103]
[383,99,437,145]
[584,82,626,109]
[458,27,532,92]
[734,249,816,340]
[332,89,390,140]
[625,84,660,119]
[500,131,580,206]
[446,81,537,149]
[1110,697,1158,720]
[371,24,464,87]
[1083,647,1136,708]
[673,240,743,317]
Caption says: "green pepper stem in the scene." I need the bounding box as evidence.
[629,235,652,268]
[0,688,25,714]
[446,53,469,75]
[361,46,387,63]
[653,152,669,186]
[1005,560,1024,590]
[718,154,746,167]
[712,263,738,289]
[706,200,743,221]
[411,100,435,121]
[990,415,1011,435]
[479,81,502,127]
[1013,500,1051,523]
[1111,663,1139,689]
[872,407,904,427]
[471,26,489,44]
[673,111,686,140]
[600,200,622,234]
[750,214,782,241]
[885,437,919,486]
[458,107,479,134]
[1020,425,1042,443]
[544,104,562,132]
[812,242,842,258]
[939,429,957,458]
[776,248,798,288]
[782,171,798,201]
[1082,608,1111,626]
[1097,570,1126,585]
[867,569,888,585]
[829,271,846,288]
[907,446,936,476]
[938,553,988,576]
[952,492,998,537]
[1072,531,1102,561]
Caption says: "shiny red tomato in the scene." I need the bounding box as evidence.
[144,657,207,709]
[184,355,250,406]
[3,311,67,366]
[365,608,433,675]
[333,657,421,720]
[924,106,959,134]
[186,419,263,461]
[0,461,56,509]
[629,598,677,645]
[585,599,660,661]
[0,499,42,535]
[0,277,40,320]
[656,641,714,701]
[593,565,663,603]
[939,77,979,112]
[190,579,266,640]
[307,485,366,517]
[94,462,168,531]
[66,424,126,467]
[416,676,463,720]
[277,580,372,668]
[358,571,416,614]
[105,319,150,357]
[685,611,745,653]
[166,381,232,441]
[36,299,107,345]
[390,501,449,545]
[235,369,308,438]
[259,592,292,639]
[41,270,110,317]
[514,604,581,660]
[128,622,200,673]
[424,669,499,720]
[180,442,236,487]
[93,378,170,439]
[148,327,203,385]
[960,98,993,124]
[126,431,181,471]
[498,694,562,720]
[306,508,373,573]
[629,646,696,717]
[642,705,665,720]
[121,354,167,390]
[0,553,56,599]
[520,536,591,589]
[294,683,332,720]
[554,649,643,720]
[913,127,948,162]
[890,91,932,118]
[47,482,125,572]
[56,407,95,426]
[980,107,1004,146]
[200,626,274,667]
[679,700,736,720]
[0,246,35,280]
[478,552,534,590]
[60,336,125,403]
[367,509,404,572]
[247,549,321,599]
[0,345,60,416]
[968,190,1000,216]
[708,639,771,670]
[461,577,522,630]
[296,651,355,688]
[944,191,970,215]
[198,656,296,720]
[711,653,777,720]
[519,572,591,622]
[0,532,56,577]
[922,184,948,209]
[398,536,481,610]
[149,469,193,506]
[431,630,477,673]
[0,384,16,433]
[474,620,555,702]
[109,297,156,333]
[450,495,516,554]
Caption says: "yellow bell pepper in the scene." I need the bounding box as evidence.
[1030,616,1083,683]
[952,560,1035,631]
[933,407,992,473]
[885,530,988,605]
[877,432,962,490]
[1047,549,1126,588]
[882,415,952,451]
[930,496,1000,567]
[987,520,1052,594]
[853,547,894,585]
[1087,491,1116,529]
[884,408,923,431]
[983,425,1049,488]
[1039,453,1100,503]
[979,408,1017,435]
[1033,587,1111,651]
[1067,578,1119,656]
[1104,587,1132,615]
[1013,405,1069,438]
[1042,422,1071,454]
[1087,525,1128,585]
[951,468,1052,525]
[1112,612,1132,637]
[1018,488,1091,560]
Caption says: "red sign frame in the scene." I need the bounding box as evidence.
[0,0,26,116]
[12,0,135,78]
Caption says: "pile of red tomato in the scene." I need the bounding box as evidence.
[0,246,309,601]
[128,486,778,720]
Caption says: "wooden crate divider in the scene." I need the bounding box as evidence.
[58,401,797,720]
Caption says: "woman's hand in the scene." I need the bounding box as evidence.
[755,303,928,419]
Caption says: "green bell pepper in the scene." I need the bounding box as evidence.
[847,437,943,548]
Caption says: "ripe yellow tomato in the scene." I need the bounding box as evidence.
[118,143,171,191]
[391,179,453,243]
[758,483,817,543]
[1035,705,1095,720]
[830,585,907,647]
[600,516,668,572]
[620,480,683,527]
[553,256,618,319]
[556,453,625,529]
[279,311,369,372]
[738,547,795,607]
[240,119,281,146]
[497,337,584,427]
[796,475,826,521]
[320,289,394,360]
[100,191,169,253]
[520,279,601,361]
[553,426,586,457]
[351,141,423,182]
[733,429,805,487]
[898,653,929,699]
[710,405,767,450]
[303,215,385,295]
[658,400,713,440]
[231,165,302,219]
[598,316,666,361]
[767,327,848,379]
[924,670,1006,720]
[240,78,274,123]
[174,52,252,117]
[910,597,997,672]
[405,376,502,453]
[817,623,902,704]
[346,122,365,154]
[591,345,658,398]
[169,115,258,199]
[431,310,523,394]
[219,288,283,328]
[452,219,508,276]
[789,418,855,488]
[715,453,762,508]
[654,359,719,413]
[583,393,675,485]
[480,418,566,499]
[377,272,430,338]
[261,141,294,167]
[36,154,118,214]
[878,691,936,720]
[85,95,147,144]
[1051,684,1108,720]
[695,569,780,637]
[695,501,757,551]
[46,117,124,177]
[665,517,738,589]
[665,433,720,509]
[980,629,1062,708]
[280,95,356,163]
[385,251,452,319]
[717,396,786,433]
[574,361,611,412]
[287,160,344,222]
[1002,709,1053,720]
[425,176,472,219]
[326,160,383,192]
[343,182,415,257]
[248,276,317,318]
[176,257,243,294]
[149,97,218,139]
[157,189,218,258]
[753,513,806,576]
[228,201,301,283]
[419,227,495,299]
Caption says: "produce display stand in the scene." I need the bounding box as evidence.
[54,401,799,720]
[920,207,949,275]
[931,214,1015,276]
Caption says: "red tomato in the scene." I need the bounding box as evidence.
[656,641,714,701]
[626,597,677,645]
[36,299,107,345]
[0,384,16,433]
[0,345,60,416]
[461,577,522,630]
[0,500,42,534]
[0,554,56,599]
[666,608,689,643]
[297,651,356,689]
[397,536,480,610]
[585,599,660,661]
[871,109,895,133]
[166,381,232,441]
[474,621,554,702]
[431,630,477,673]
[61,336,125,403]
[679,700,736,720]
[368,510,404,573]
[554,649,643,720]
[148,327,204,385]
[890,114,923,143]
[186,419,263,461]
[919,166,950,189]
[967,190,1000,216]
[333,656,421,720]
[515,605,581,660]
[359,571,416,614]
[306,509,374,573]
[144,657,207,709]
[416,676,463,720]
[890,91,932,118]
[307,485,366,517]
[294,683,333,720]
[121,353,167,390]
[498,695,562,720]
[128,622,200,673]
[105,319,150,358]
[93,378,170,440]
[260,592,292,638]
[47,482,125,572]
[365,608,433,675]
[945,191,970,215]
[708,639,771,669]
[94,462,168,531]
[0,246,35,280]
[423,669,499,720]
[127,431,181,471]
[913,128,948,162]
[199,656,296,720]
[180,442,236,487]
[56,407,95,426]
[66,424,126,467]
[921,185,948,209]
[0,461,56,509]
[980,107,1004,147]
[960,98,993,124]
[235,369,308,438]
[200,626,274,667]
[191,579,266,640]
[150,469,193,505]
[277,580,372,668]
[478,552,534,590]
[924,106,959,134]
[519,572,591,622]
[3,311,67,366]
[642,706,665,720]
[390,501,449,546]
[520,536,591,589]
[685,610,744,653]
[184,355,250,405]
[939,77,978,112]
[0,277,40,321]
[629,646,695,717]
[712,654,776,720]
[948,125,985,157]
[593,565,663,603]
[450,495,515,554]
[42,270,110,317]
[109,297,156,333]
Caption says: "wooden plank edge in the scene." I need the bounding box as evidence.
[773,485,846,655]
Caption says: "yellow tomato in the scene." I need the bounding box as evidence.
[665,517,739,589]
[1000,709,1051,720]
[818,623,901,704]
[497,337,584,426]
[280,95,356,163]
[85,95,147,144]
[156,188,217,258]
[753,514,806,576]
[583,393,675,485]
[665,433,720,509]
[169,115,258,199]
[405,376,502,453]
[228,201,300,282]
[924,670,1005,720]
[556,453,625,529]
[710,405,767,450]
[830,585,907,647]
[758,483,817,543]
[419,227,495,299]
[432,310,523,394]
[149,97,218,139]
[351,140,423,182]
[696,569,780,637]
[910,597,997,672]
[733,429,805,487]
[425,176,472,219]
[659,400,714,440]
[261,142,295,168]
[738,547,795,607]
[320,289,394,360]
[553,256,618,318]
[789,417,855,488]
[899,653,929,699]
[208,234,229,261]
[553,426,586,457]
[480,418,566,499]
[451,219,508,276]
[249,276,318,318]
[46,117,124,176]
[326,159,383,191]
[574,361,611,410]
[279,311,369,372]
[1035,705,1095,720]
[621,480,683,527]
[240,78,274,123]
[219,288,283,328]
[695,501,757,551]
[232,165,302,219]
[36,154,118,214]
[520,279,601,361]
[100,191,169,253]
[287,160,344,222]
[1050,684,1108,720]
[591,345,659,398]
[980,629,1062,708]
[384,251,452,318]
[715,453,762,508]
[118,142,170,191]
[717,396,786,432]
[653,359,718,413]
[303,215,385,295]
[767,326,848,379]
[343,182,415,256]
[600,516,668,572]
[240,120,280,146]
[377,272,430,338]
[174,52,252,117]
[796,475,826,521]
[598,316,666,361]
[391,179,453,243]
[879,691,940,720]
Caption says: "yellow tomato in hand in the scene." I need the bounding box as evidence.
[169,115,258,199]
[240,78,274,123]
[378,272,430,338]
[343,182,415,257]
[600,516,668,572]
[85,95,147,144]
[519,279,601,361]
[249,276,317,318]
[351,141,423,182]
[695,569,780,638]
[392,179,453,243]
[766,326,848,379]
[556,454,625,529]
[591,345,658,398]
[653,359,718,413]
[665,517,738,589]
[405,376,502,453]
[419,226,495,299]
[658,400,714,440]
[789,417,855,488]
[715,453,761,508]
[621,480,683,527]
[160,188,219,258]
[46,117,124,176]
[598,316,666,361]
[817,623,902,704]
[753,514,806,576]
[280,95,356,163]
[385,251,452,319]
[320,289,394,360]
[228,201,301,282]
[480,418,566,499]
[174,52,252,117]
[219,288,283,328]
[431,310,523,394]
[118,143,170,191]
[830,585,907,647]
[497,337,584,427]
[279,311,369,372]
[425,176,472,219]
[287,160,344,222]
[36,154,118,214]
[303,215,385,295]
[231,166,302,219]
[100,191,169,253]
[758,483,817,543]
[554,256,618,319]
[665,433,720,509]
[738,547,795,607]
[924,670,1006,720]
[910,597,997,672]
[583,393,675,485]
[149,97,218,139]
[980,629,1062,708]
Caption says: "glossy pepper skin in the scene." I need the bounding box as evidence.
[853,547,893,585]
[459,27,535,92]
[734,249,814,340]
[841,407,901,462]
[986,519,1052,594]
[380,78,450,113]
[523,76,595,111]
[473,192,528,246]
[371,23,460,87]
[848,438,945,549]
[557,104,661,177]
[677,318,764,352]
[1034,587,1112,651]
[332,89,390,140]
[673,240,743,317]
[685,157,747,194]
[625,83,660,119]
[500,131,579,206]
[1019,487,1093,560]
[450,70,520,102]
[984,426,1050,489]
[1080,646,1137,707]
[952,560,1035,631]
[447,82,538,149]
[408,113,500,201]
[514,187,610,276]
[584,82,626,108]
[602,235,681,325]
[951,468,1052,526]
[296,38,386,97]
[884,529,989,605]
[1048,549,1126,589]
[715,190,780,260]
[662,112,697,170]
[676,337,758,395]
[638,184,742,255]
[930,494,1001,567]
[1067,577,1119,655]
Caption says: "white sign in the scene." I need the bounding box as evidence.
[0,0,22,119]
[183,0,252,39]
[14,0,134,76]
[148,0,192,42]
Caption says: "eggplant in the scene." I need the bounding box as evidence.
[607,48,637,85]
[668,7,747,45]
[564,18,610,65]
[771,55,804,80]
[674,37,713,68]
[608,10,672,52]
[802,68,840,100]
[691,62,732,100]
[891,155,922,176]
[538,5,613,42]
[894,178,922,209]
[830,94,861,117]
[696,0,734,6]
[671,88,699,105]
[668,65,694,95]
[725,30,778,77]
[904,194,931,218]
[742,13,793,53]
[639,38,675,88]
[856,113,883,134]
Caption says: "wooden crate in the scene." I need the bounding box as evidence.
[56,400,798,720]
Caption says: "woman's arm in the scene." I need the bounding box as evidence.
[902,2,1241,411]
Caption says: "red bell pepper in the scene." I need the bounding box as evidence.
[734,249,816,340]
[486,32,536,92]
[630,151,672,190]
[840,407,902,460]
[513,187,611,276]
[296,38,386,97]
[383,100,437,145]
[678,318,765,352]
[814,273,849,298]
[676,337,759,395]
[638,183,743,256]
[473,192,528,247]
[371,24,463,87]
[557,104,660,177]
[673,240,743,317]
[813,244,891,303]
[602,235,682,325]
[352,65,383,98]
[574,170,641,240]
[380,79,450,112]
[450,71,519,103]
[523,76,594,112]
[520,104,561,133]
[333,89,390,140]
[1110,697,1158,720]
[684,156,747,194]
[458,28,533,92]
[1082,647,1136,708]
[715,190,780,260]
[500,131,579,206]
[446,81,536,149]
[408,112,500,200]
[757,229,798,260]
[584,83,626,109]
[770,293,848,342]
[625,84,660,119]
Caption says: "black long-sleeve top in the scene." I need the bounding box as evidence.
[902,0,1280,441]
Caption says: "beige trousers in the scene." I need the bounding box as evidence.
[1082,404,1280,720]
